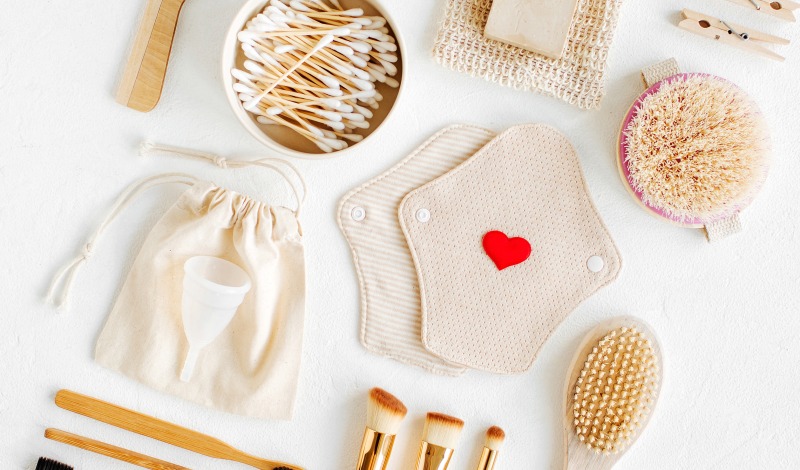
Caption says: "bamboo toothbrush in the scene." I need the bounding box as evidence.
[563,317,662,469]
[54,390,303,470]
[356,388,408,470]
[45,429,188,470]
[475,426,505,470]
[415,412,465,470]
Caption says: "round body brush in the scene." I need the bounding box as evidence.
[618,73,770,229]
[562,317,662,469]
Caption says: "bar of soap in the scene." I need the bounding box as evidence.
[484,0,579,59]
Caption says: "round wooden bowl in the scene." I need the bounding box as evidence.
[221,0,405,159]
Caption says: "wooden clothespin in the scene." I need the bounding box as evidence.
[725,0,798,21]
[678,9,790,61]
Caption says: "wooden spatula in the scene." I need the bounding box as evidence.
[117,0,187,112]
[55,390,304,470]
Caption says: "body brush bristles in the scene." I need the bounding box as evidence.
[476,426,505,470]
[415,412,465,470]
[572,325,659,455]
[356,388,408,470]
[622,74,769,223]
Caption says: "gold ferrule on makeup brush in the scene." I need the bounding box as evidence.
[415,441,455,470]
[356,428,396,470]
[476,447,499,470]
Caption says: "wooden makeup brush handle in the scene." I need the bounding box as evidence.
[117,0,187,112]
[45,428,189,470]
[55,390,304,470]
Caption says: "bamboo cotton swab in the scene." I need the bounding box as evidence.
[232,0,400,153]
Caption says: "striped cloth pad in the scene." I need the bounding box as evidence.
[338,125,496,375]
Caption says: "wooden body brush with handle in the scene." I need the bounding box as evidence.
[563,317,662,469]
[117,0,187,112]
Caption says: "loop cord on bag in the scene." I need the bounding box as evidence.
[45,173,198,312]
[139,142,308,217]
[46,142,309,313]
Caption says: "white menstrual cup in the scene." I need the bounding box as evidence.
[180,256,252,382]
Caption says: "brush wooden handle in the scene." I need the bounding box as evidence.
[116,0,186,112]
[55,390,303,470]
[45,428,189,470]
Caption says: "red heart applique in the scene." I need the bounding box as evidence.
[482,231,532,271]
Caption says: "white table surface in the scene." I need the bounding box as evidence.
[2,0,799,469]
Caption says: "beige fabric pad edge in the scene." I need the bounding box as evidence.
[337,125,497,376]
[398,124,623,374]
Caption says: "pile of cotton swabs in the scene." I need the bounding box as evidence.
[232,0,400,153]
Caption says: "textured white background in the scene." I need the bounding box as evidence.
[1,0,799,469]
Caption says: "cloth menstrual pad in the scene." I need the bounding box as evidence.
[398,124,622,374]
[338,125,496,375]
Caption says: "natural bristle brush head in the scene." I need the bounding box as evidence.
[573,327,657,453]
[619,73,770,226]
[36,457,73,470]
[563,317,662,470]
[422,412,465,449]
[484,426,505,451]
[367,387,408,434]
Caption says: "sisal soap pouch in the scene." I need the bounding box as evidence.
[47,149,307,420]
[399,124,622,374]
[433,0,625,109]
[338,125,496,376]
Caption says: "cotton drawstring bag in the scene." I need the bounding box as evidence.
[46,144,307,420]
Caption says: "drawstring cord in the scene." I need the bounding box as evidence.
[139,142,308,217]
[46,142,308,313]
[45,174,198,312]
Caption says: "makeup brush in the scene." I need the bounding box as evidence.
[35,457,73,470]
[356,388,408,470]
[415,412,465,470]
[475,426,505,470]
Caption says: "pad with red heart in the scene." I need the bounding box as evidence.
[482,231,532,271]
